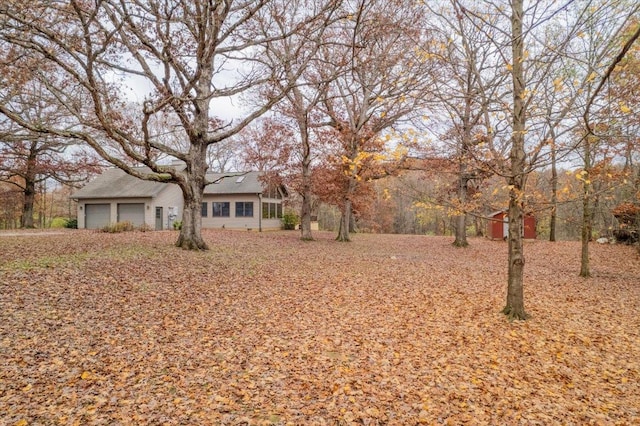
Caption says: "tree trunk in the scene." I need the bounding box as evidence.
[176,188,208,250]
[474,215,483,237]
[300,188,313,240]
[453,213,468,246]
[21,179,36,228]
[300,134,313,241]
[549,137,558,242]
[579,133,593,277]
[504,196,528,320]
[175,146,209,250]
[580,189,591,277]
[636,165,640,254]
[336,170,357,242]
[503,0,529,320]
[336,198,352,242]
[453,175,469,247]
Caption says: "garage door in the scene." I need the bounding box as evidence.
[85,204,111,229]
[117,203,145,227]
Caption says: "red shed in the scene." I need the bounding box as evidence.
[487,211,536,240]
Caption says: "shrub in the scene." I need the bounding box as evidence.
[50,217,69,228]
[138,223,153,232]
[173,220,183,230]
[64,218,78,229]
[101,221,135,233]
[282,211,299,230]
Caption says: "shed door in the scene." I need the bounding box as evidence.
[117,203,145,227]
[85,204,111,229]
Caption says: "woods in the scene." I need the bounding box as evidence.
[1,0,639,322]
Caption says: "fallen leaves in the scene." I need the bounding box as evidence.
[0,230,639,424]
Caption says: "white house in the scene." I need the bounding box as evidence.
[72,168,286,231]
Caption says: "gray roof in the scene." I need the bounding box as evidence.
[204,171,265,195]
[72,167,172,199]
[73,169,270,200]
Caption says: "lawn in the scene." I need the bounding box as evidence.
[1,229,639,425]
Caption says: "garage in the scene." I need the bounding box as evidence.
[85,204,111,229]
[117,203,145,227]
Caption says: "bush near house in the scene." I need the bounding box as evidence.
[101,221,135,233]
[282,211,299,230]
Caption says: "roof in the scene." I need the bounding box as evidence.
[489,210,507,218]
[203,171,267,195]
[73,168,275,200]
[72,167,172,200]
[489,210,535,218]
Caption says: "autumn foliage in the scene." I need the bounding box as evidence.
[1,230,639,424]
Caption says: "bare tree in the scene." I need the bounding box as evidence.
[423,0,510,247]
[0,84,100,228]
[579,13,640,276]
[452,0,640,319]
[318,0,435,242]
[0,0,339,249]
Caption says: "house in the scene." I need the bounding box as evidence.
[72,168,286,231]
[201,171,286,231]
[486,210,536,240]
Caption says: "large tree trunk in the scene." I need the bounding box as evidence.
[503,0,529,320]
[336,175,357,242]
[337,199,352,242]
[21,179,36,228]
[176,190,208,250]
[504,196,527,320]
[175,145,209,250]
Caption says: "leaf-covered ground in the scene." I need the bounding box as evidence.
[1,229,639,425]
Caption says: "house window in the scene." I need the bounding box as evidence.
[262,184,282,200]
[213,202,230,217]
[236,202,253,217]
[201,202,208,217]
[262,202,283,219]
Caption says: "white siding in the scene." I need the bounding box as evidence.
[75,184,285,231]
[202,194,268,230]
[153,184,183,229]
[76,184,182,230]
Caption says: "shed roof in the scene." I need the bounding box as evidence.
[72,167,171,200]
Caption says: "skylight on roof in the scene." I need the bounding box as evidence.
[235,175,245,183]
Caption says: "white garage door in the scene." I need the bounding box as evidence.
[85,204,111,229]
[117,203,145,227]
